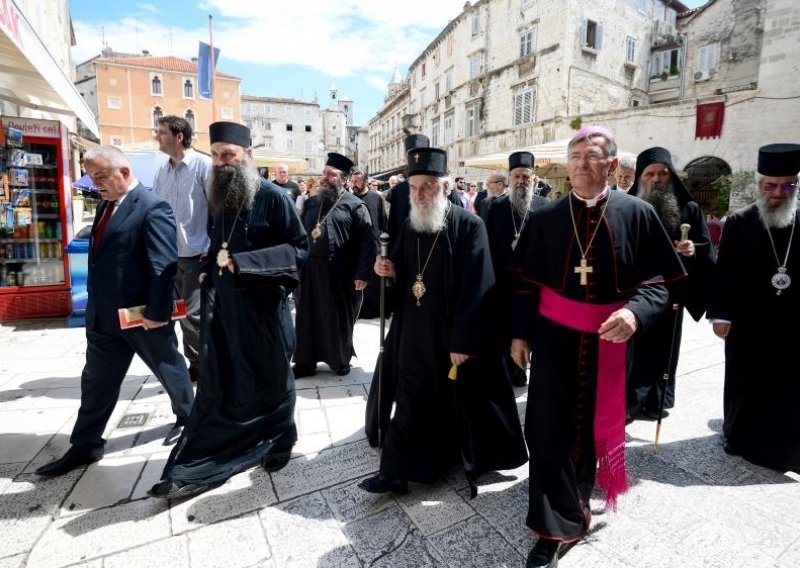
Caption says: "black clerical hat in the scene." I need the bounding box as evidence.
[630,146,694,205]
[209,121,251,148]
[509,151,534,171]
[758,144,800,176]
[326,152,354,174]
[407,147,447,177]
[404,134,430,152]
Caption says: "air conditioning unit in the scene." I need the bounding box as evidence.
[694,69,711,82]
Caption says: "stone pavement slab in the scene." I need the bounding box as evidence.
[1,316,799,568]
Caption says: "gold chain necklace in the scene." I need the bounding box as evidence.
[311,191,346,242]
[412,230,443,306]
[216,199,247,276]
[568,191,610,285]
[763,213,796,295]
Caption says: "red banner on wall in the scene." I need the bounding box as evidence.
[696,102,725,139]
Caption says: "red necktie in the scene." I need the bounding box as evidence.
[93,201,116,253]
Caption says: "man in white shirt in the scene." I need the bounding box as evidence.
[153,116,212,381]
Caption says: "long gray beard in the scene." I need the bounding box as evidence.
[757,190,799,229]
[509,183,534,218]
[641,182,681,234]
[410,191,448,234]
[209,162,259,215]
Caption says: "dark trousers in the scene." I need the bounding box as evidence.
[176,256,203,370]
[70,322,194,453]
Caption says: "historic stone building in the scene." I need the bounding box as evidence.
[75,48,241,151]
[366,69,411,178]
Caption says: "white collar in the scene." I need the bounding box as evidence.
[572,186,610,207]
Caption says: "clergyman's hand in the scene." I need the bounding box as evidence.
[511,338,531,370]
[675,239,695,257]
[598,308,638,343]
[450,352,471,366]
[374,256,396,279]
[713,322,730,340]
[354,279,368,291]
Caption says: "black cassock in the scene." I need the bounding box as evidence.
[626,199,715,413]
[295,193,375,370]
[484,193,548,384]
[386,181,410,244]
[708,205,800,472]
[366,205,527,495]
[512,191,685,541]
[162,180,308,484]
[354,190,386,319]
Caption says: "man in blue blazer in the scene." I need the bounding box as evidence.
[36,145,194,477]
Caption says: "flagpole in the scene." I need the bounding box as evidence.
[208,14,216,121]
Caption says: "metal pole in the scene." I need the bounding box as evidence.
[377,232,390,448]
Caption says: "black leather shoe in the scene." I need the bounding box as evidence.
[723,440,739,456]
[148,479,212,499]
[292,364,317,378]
[357,473,408,494]
[261,450,293,472]
[526,538,560,568]
[335,364,351,376]
[35,449,101,477]
[188,366,199,383]
[163,422,184,446]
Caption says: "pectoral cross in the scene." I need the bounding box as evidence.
[414,153,420,163]
[574,258,593,286]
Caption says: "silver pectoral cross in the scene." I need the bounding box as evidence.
[574,258,593,286]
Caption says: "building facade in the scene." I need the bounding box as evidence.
[241,94,325,173]
[365,69,410,178]
[74,48,241,151]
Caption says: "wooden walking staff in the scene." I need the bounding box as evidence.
[654,223,691,452]
[377,232,390,448]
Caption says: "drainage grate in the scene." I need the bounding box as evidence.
[118,413,149,428]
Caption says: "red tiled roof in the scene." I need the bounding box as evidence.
[97,55,240,80]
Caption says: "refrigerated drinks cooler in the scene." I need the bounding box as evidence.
[0,118,72,320]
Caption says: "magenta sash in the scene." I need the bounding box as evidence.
[538,287,629,509]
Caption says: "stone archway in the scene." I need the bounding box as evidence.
[684,156,732,214]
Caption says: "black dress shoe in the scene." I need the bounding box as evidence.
[163,422,184,446]
[148,479,212,499]
[357,473,408,494]
[35,449,101,477]
[526,538,561,568]
[642,408,669,420]
[188,366,199,383]
[292,364,317,378]
[261,450,293,472]
[723,440,739,456]
[335,364,351,376]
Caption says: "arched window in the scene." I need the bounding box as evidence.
[151,75,162,95]
[185,109,195,130]
[184,79,193,98]
[153,106,163,127]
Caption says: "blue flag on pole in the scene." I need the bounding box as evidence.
[197,41,220,99]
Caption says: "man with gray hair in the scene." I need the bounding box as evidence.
[36,145,194,477]
[708,143,800,474]
[362,146,526,496]
[273,162,300,201]
[611,153,636,192]
[510,126,685,567]
[149,121,308,498]
[476,170,507,219]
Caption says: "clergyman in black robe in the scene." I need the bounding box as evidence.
[626,147,715,419]
[351,171,386,319]
[484,153,548,387]
[708,143,800,473]
[361,147,527,497]
[511,127,685,567]
[150,121,308,499]
[386,134,430,244]
[293,153,376,377]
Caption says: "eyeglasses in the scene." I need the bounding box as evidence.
[763,182,798,192]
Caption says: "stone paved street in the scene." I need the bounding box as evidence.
[1,315,799,567]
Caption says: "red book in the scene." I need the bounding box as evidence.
[118,299,187,330]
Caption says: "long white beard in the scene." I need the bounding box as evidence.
[410,191,448,233]
[756,189,799,229]
[509,183,534,218]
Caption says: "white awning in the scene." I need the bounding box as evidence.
[0,0,100,137]
[463,139,575,170]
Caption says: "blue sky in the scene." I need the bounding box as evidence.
[70,0,707,126]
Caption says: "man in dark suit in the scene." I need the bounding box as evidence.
[477,170,508,220]
[36,145,194,477]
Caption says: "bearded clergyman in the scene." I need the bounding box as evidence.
[708,143,800,474]
[626,147,715,421]
[292,153,376,378]
[484,152,549,387]
[360,146,527,497]
[149,121,308,499]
